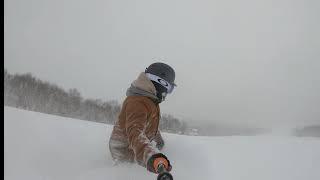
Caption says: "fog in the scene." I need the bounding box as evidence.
[4,0,320,129]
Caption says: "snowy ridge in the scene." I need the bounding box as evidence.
[4,106,320,180]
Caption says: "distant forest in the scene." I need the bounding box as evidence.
[4,69,319,137]
[4,69,189,134]
[294,125,320,137]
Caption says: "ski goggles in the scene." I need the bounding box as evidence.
[146,73,175,94]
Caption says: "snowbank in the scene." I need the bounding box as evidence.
[4,106,320,180]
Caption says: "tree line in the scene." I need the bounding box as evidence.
[294,125,320,137]
[4,69,189,134]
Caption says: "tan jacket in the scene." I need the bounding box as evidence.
[109,73,164,168]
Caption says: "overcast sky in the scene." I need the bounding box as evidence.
[4,0,320,128]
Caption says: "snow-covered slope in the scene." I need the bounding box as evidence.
[4,106,320,180]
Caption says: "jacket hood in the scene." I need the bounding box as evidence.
[126,72,159,101]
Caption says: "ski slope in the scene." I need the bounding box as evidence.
[4,106,320,180]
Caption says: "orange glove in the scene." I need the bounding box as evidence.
[153,157,169,173]
[147,153,172,173]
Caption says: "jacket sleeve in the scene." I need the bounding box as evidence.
[153,130,165,150]
[125,100,159,167]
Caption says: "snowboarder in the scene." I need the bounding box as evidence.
[109,62,176,176]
